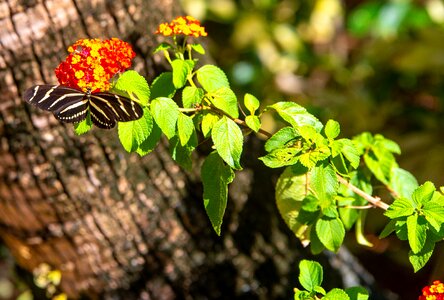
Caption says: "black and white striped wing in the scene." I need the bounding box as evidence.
[23,85,89,124]
[89,93,143,129]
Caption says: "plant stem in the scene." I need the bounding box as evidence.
[336,175,389,210]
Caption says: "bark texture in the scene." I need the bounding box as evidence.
[0,1,368,299]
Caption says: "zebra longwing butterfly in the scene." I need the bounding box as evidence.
[23,84,143,129]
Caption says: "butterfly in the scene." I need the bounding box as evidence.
[23,84,143,129]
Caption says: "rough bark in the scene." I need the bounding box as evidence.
[0,1,376,299]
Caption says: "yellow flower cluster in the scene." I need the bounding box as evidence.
[156,16,208,37]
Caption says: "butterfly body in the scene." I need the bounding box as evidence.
[24,84,143,129]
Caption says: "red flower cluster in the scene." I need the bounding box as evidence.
[155,16,207,37]
[419,280,444,300]
[55,38,135,93]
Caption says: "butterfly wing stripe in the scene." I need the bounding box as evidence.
[90,107,116,129]
[89,101,112,121]
[90,94,120,116]
[57,99,89,114]
[93,93,143,122]
[48,93,86,109]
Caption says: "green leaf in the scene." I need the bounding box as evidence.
[150,72,176,99]
[363,151,392,184]
[169,133,196,170]
[259,148,301,168]
[191,43,205,54]
[171,59,195,89]
[209,87,239,118]
[245,115,261,132]
[408,235,435,272]
[294,290,312,300]
[324,289,350,300]
[113,70,150,106]
[339,139,360,169]
[385,197,415,219]
[177,113,195,146]
[389,168,418,199]
[136,121,162,156]
[423,199,444,232]
[324,120,340,139]
[379,219,397,238]
[201,112,220,138]
[376,134,401,154]
[244,93,260,114]
[196,64,229,92]
[268,102,323,132]
[201,152,235,235]
[315,217,345,252]
[153,42,172,53]
[298,260,323,292]
[211,116,243,170]
[150,97,179,139]
[265,127,299,152]
[412,181,435,206]
[74,111,92,135]
[303,149,331,170]
[182,86,204,108]
[310,227,326,254]
[275,166,310,241]
[345,287,369,300]
[407,214,428,253]
[118,107,153,152]
[310,163,338,204]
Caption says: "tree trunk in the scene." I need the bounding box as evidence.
[0,1,376,299]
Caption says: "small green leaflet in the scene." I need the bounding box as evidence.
[74,111,92,135]
[196,64,229,92]
[118,107,153,152]
[324,119,340,139]
[389,167,418,198]
[245,115,261,132]
[208,87,239,118]
[202,152,235,235]
[191,43,205,54]
[171,59,195,89]
[201,112,220,138]
[150,97,179,139]
[136,121,162,156]
[211,116,243,170]
[385,197,415,219]
[408,235,435,272]
[177,113,195,146]
[182,86,204,108]
[113,70,150,106]
[315,217,345,252]
[275,166,310,241]
[324,289,350,300]
[345,287,369,300]
[310,163,338,205]
[268,102,323,132]
[244,93,260,114]
[169,133,197,170]
[407,214,428,253]
[298,260,323,292]
[150,72,176,99]
[153,42,172,53]
[259,147,301,168]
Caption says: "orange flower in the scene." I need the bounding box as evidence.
[419,280,444,300]
[55,38,135,93]
[155,16,207,38]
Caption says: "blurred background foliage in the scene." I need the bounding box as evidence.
[179,0,444,298]
[2,0,444,298]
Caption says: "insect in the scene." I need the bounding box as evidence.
[23,84,143,129]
